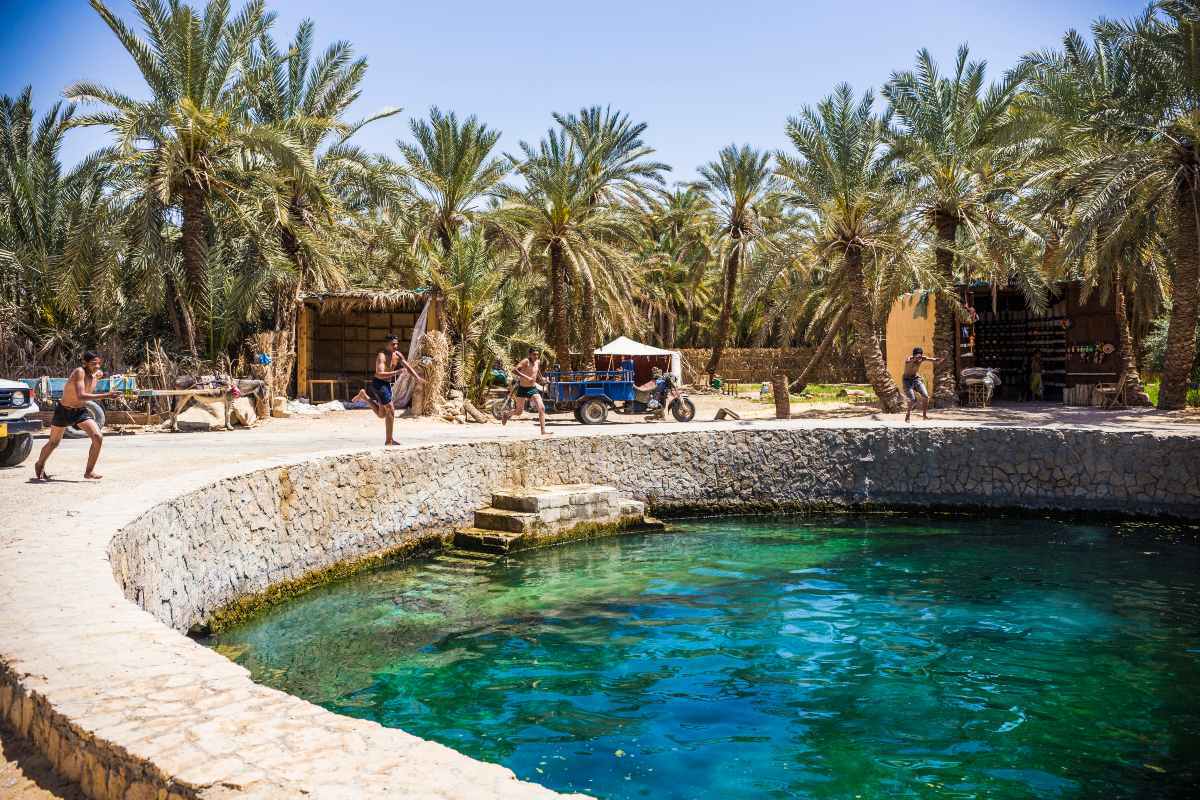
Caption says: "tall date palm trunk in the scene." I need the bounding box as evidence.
[706,241,740,378]
[1112,268,1151,406]
[178,180,210,357]
[1159,177,1200,410]
[932,211,959,406]
[549,240,571,370]
[578,269,597,371]
[846,247,902,411]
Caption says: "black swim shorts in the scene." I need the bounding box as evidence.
[51,404,94,429]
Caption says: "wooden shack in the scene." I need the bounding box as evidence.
[295,290,439,399]
[887,281,1122,404]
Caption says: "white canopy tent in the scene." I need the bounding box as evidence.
[595,336,683,383]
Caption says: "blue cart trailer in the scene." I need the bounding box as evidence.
[545,360,695,424]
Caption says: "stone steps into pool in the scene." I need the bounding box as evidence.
[454,483,664,555]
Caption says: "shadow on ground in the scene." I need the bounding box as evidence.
[0,719,84,800]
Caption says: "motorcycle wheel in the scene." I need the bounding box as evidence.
[670,397,696,422]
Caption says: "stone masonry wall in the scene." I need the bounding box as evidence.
[110,426,1200,634]
[678,347,865,385]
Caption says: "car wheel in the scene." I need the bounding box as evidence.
[670,397,697,422]
[0,433,33,467]
[64,401,105,439]
[578,398,608,425]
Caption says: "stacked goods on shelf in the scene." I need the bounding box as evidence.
[971,306,1068,402]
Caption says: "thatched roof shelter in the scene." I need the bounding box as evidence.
[297,288,440,398]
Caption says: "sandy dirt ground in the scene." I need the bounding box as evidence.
[0,720,85,800]
[2,393,1198,797]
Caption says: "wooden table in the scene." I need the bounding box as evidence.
[308,379,349,403]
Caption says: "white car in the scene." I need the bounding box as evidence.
[0,378,43,467]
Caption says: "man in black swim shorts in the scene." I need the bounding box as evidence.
[502,347,551,435]
[34,350,119,480]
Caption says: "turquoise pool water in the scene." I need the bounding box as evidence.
[204,517,1200,798]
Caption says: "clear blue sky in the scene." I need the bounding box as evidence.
[1,0,1144,182]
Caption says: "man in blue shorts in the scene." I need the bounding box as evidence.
[902,346,943,423]
[355,334,424,445]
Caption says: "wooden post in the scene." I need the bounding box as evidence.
[296,302,310,399]
[772,373,791,419]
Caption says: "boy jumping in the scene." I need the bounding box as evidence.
[902,346,944,423]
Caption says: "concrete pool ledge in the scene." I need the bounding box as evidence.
[2,423,1199,799]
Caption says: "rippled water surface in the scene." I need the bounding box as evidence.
[205,517,1200,798]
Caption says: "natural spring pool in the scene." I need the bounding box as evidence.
[204,516,1200,799]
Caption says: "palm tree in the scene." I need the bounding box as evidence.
[247,19,402,391]
[695,144,778,379]
[0,88,122,366]
[776,84,912,412]
[420,230,543,402]
[497,129,640,369]
[555,106,669,357]
[883,45,1029,406]
[636,187,715,347]
[66,0,316,356]
[398,107,509,253]
[1020,28,1161,405]
[746,222,853,395]
[1022,4,1200,409]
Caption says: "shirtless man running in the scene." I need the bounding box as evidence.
[501,348,551,435]
[351,334,424,446]
[901,346,944,423]
[33,350,119,480]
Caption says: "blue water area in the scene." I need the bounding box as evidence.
[204,516,1200,799]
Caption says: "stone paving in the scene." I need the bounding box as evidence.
[1,408,1198,799]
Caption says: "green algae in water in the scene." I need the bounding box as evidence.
[203,517,1200,798]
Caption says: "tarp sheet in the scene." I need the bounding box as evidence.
[595,336,683,383]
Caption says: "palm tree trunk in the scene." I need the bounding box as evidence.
[847,247,902,412]
[932,211,959,406]
[791,306,848,396]
[549,240,571,370]
[1112,269,1151,406]
[1160,178,1200,409]
[178,181,209,357]
[705,242,740,378]
[578,269,597,371]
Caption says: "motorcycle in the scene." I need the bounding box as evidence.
[642,373,696,422]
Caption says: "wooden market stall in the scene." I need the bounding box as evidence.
[887,281,1122,405]
[295,289,439,400]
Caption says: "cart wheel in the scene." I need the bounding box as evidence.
[63,401,105,439]
[578,398,608,425]
[670,397,696,422]
[0,433,33,467]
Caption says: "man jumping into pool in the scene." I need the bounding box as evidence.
[352,334,424,446]
[33,350,120,480]
[902,346,944,423]
[502,347,551,435]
